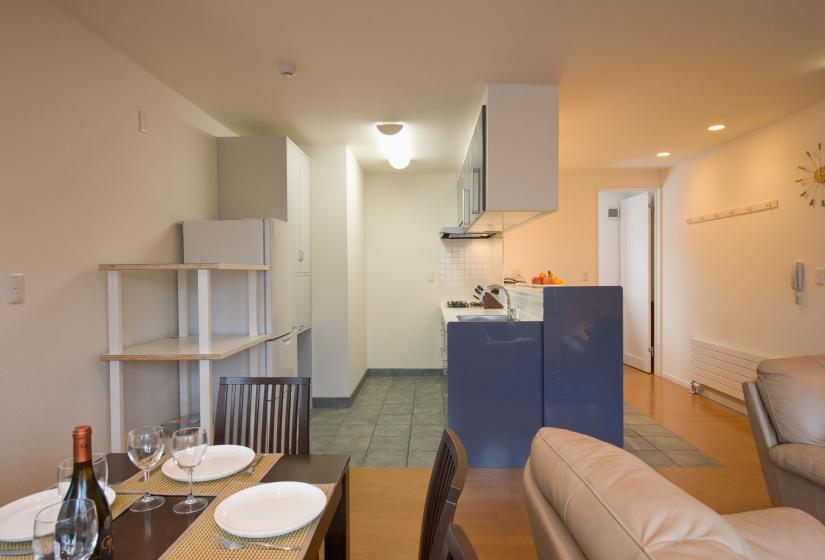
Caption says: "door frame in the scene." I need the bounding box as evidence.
[597,187,662,376]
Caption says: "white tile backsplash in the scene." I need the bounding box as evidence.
[440,239,503,300]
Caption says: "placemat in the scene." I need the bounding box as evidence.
[0,493,140,559]
[113,454,281,496]
[159,481,334,560]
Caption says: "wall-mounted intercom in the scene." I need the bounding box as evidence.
[792,261,805,304]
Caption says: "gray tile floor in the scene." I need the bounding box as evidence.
[311,377,720,469]
[624,404,720,468]
[310,376,447,467]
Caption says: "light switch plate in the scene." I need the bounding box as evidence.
[7,273,24,304]
[816,267,825,286]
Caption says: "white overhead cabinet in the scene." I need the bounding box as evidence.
[443,84,559,238]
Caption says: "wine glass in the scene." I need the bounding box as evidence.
[170,427,209,515]
[126,426,166,512]
[57,454,108,498]
[33,499,98,560]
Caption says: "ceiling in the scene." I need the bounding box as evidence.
[54,0,825,173]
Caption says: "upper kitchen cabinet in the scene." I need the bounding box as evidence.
[444,85,558,238]
[217,136,311,274]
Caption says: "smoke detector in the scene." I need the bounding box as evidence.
[279,63,296,78]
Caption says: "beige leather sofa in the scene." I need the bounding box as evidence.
[523,428,825,560]
[743,354,825,523]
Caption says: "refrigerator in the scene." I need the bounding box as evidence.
[182,218,300,381]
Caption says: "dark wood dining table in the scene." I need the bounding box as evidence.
[107,453,350,560]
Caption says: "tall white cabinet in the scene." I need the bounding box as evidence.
[216,136,312,379]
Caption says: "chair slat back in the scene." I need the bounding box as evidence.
[419,428,469,560]
[213,377,310,454]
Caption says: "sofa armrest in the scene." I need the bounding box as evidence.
[724,507,825,560]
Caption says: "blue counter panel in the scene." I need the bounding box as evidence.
[543,286,623,447]
[447,321,543,467]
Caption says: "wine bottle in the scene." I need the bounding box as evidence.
[62,425,114,560]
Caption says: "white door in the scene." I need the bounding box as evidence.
[620,192,653,372]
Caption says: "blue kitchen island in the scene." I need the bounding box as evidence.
[447,286,623,467]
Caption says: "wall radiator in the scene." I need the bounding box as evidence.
[690,339,764,400]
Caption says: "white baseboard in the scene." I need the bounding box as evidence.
[658,370,747,415]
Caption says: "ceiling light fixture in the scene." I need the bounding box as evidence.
[656,152,671,158]
[707,124,726,132]
[376,123,411,170]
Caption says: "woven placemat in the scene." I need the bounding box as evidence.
[113,454,281,496]
[0,493,140,559]
[159,481,334,560]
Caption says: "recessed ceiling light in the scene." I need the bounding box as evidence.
[707,124,726,132]
[376,123,411,170]
[656,152,671,158]
[278,63,296,78]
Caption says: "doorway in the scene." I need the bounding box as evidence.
[598,189,661,374]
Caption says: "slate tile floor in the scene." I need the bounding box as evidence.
[310,377,720,469]
[310,376,448,467]
[623,404,720,468]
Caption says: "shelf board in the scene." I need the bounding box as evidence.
[100,335,271,361]
[98,263,269,271]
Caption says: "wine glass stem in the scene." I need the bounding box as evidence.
[143,467,151,500]
[187,467,194,502]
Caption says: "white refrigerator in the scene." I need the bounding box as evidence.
[182,218,300,381]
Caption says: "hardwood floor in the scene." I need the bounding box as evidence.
[349,367,770,559]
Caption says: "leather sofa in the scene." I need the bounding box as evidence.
[523,427,825,559]
[743,354,825,523]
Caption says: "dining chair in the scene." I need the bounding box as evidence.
[213,376,310,454]
[444,524,478,560]
[419,428,469,560]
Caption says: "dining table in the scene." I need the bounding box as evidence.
[106,452,350,560]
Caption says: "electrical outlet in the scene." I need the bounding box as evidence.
[582,270,589,281]
[7,273,24,304]
[816,267,825,286]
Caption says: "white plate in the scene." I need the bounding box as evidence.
[0,487,116,543]
[162,445,255,482]
[214,482,327,538]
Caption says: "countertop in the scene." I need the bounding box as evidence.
[440,301,507,323]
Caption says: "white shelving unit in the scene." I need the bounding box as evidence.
[99,262,271,452]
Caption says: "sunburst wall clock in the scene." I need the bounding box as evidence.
[797,143,825,208]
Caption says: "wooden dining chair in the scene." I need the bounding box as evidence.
[419,428,469,560]
[213,377,310,455]
[444,524,478,560]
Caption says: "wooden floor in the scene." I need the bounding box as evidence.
[348,367,771,559]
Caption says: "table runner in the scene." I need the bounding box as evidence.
[0,493,140,559]
[158,481,334,560]
[112,454,281,496]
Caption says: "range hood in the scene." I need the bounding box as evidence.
[439,226,499,240]
[439,84,559,241]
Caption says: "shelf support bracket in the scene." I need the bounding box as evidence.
[197,269,212,438]
[106,271,125,452]
[177,270,190,417]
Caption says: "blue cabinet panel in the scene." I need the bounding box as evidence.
[447,321,543,467]
[543,287,623,447]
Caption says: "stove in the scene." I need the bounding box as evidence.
[446,300,484,308]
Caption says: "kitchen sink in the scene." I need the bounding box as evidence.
[456,314,509,322]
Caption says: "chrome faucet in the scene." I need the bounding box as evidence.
[479,283,516,321]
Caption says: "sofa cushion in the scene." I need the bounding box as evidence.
[768,443,825,486]
[724,507,825,560]
[756,355,825,445]
[528,428,751,559]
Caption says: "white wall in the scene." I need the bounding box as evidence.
[503,169,661,284]
[307,146,367,397]
[0,0,233,503]
[365,173,455,369]
[598,190,651,286]
[661,99,825,387]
